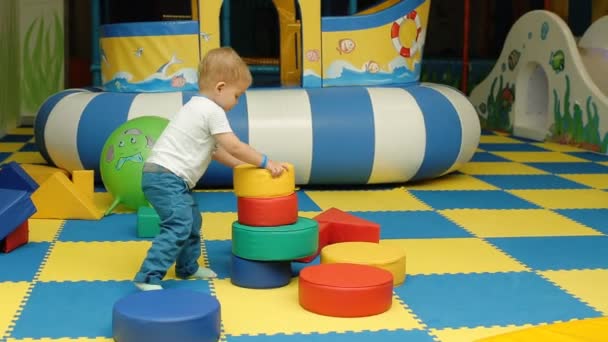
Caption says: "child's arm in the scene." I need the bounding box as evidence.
[212,146,245,168]
[214,132,288,177]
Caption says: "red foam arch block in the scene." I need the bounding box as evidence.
[237,193,298,226]
[298,263,393,317]
[314,207,380,244]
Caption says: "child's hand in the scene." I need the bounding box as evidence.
[266,160,289,178]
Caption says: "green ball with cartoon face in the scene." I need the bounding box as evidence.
[100,116,169,214]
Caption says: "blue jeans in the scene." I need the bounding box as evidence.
[134,168,202,285]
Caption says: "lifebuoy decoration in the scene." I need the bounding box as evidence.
[391,10,422,58]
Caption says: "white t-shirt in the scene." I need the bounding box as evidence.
[146,95,233,188]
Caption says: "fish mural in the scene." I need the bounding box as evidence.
[549,50,565,73]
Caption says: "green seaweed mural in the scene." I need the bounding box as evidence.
[21,11,64,114]
[548,75,608,152]
[479,75,515,132]
[0,0,20,132]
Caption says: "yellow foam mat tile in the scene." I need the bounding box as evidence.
[0,282,30,339]
[559,174,608,189]
[6,128,33,135]
[0,143,25,153]
[27,219,64,242]
[479,135,522,144]
[508,189,608,209]
[431,324,536,342]
[475,317,608,342]
[379,238,528,275]
[202,212,237,240]
[92,192,134,214]
[298,211,322,219]
[304,188,431,211]
[37,241,207,282]
[404,174,498,191]
[2,152,46,165]
[531,142,585,152]
[599,161,608,167]
[458,162,547,175]
[439,209,602,238]
[491,152,587,163]
[8,339,114,342]
[212,278,423,336]
[540,269,608,315]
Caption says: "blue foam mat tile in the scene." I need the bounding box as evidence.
[0,242,49,282]
[203,240,233,279]
[556,209,608,235]
[18,143,39,152]
[161,278,214,293]
[409,190,539,209]
[0,135,32,143]
[10,281,134,339]
[565,151,608,162]
[470,152,510,162]
[296,191,322,211]
[477,143,548,152]
[193,191,237,212]
[474,175,591,190]
[481,129,498,135]
[0,152,10,163]
[59,214,138,242]
[395,272,602,329]
[348,211,473,239]
[488,236,608,270]
[527,162,608,174]
[225,330,436,342]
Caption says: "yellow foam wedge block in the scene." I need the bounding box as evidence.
[20,163,70,185]
[321,242,406,286]
[72,170,94,202]
[476,317,608,341]
[31,172,103,220]
[233,163,295,198]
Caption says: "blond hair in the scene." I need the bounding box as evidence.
[198,47,252,91]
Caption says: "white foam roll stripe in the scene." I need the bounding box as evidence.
[246,89,314,184]
[45,91,102,172]
[366,87,426,183]
[127,92,184,120]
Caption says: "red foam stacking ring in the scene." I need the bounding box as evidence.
[237,193,298,226]
[298,263,393,317]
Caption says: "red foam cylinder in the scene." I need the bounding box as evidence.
[237,193,298,226]
[298,263,393,317]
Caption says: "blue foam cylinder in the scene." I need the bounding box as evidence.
[112,289,221,342]
[230,253,292,289]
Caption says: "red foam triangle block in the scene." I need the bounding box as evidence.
[1,220,29,253]
[314,207,380,244]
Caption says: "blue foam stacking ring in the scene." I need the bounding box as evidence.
[230,253,292,289]
[112,289,221,342]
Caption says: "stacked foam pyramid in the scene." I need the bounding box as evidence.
[230,163,319,289]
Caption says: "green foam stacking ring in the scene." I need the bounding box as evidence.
[232,217,319,261]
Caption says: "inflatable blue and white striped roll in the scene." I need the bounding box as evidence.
[34,84,480,187]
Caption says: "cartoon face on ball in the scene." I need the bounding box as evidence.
[105,128,155,171]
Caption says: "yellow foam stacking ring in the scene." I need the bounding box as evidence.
[320,241,406,286]
[233,162,295,198]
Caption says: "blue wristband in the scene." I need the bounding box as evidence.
[260,154,268,168]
